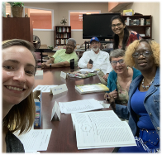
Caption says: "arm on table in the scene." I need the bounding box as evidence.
[51,61,70,68]
[45,57,54,64]
[41,57,54,68]
[78,52,89,68]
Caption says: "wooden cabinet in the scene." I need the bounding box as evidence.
[122,15,152,39]
[2,17,33,43]
[54,26,71,46]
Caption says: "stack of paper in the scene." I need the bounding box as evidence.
[59,99,104,114]
[71,110,136,149]
[35,70,43,79]
[79,68,99,73]
[14,129,52,152]
[33,85,58,93]
[67,72,96,79]
[75,83,109,94]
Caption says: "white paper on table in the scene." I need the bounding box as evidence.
[79,68,98,73]
[33,85,58,92]
[25,150,40,155]
[14,129,52,152]
[98,100,110,108]
[35,70,43,80]
[60,71,67,79]
[76,121,136,149]
[72,111,136,149]
[50,84,68,95]
[71,111,93,131]
[59,99,104,114]
[71,110,120,128]
[51,101,61,121]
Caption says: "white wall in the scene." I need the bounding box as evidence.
[24,2,108,47]
[125,2,160,43]
[24,2,160,46]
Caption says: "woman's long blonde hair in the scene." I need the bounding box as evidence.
[3,39,37,134]
[124,39,160,68]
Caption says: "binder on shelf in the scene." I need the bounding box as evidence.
[59,27,61,32]
[145,27,150,36]
[61,39,64,44]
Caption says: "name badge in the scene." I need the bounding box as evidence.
[50,84,68,95]
[60,71,67,79]
[51,101,61,121]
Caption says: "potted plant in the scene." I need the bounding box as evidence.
[8,2,24,17]
[60,17,67,25]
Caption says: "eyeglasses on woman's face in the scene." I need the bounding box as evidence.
[132,50,153,58]
[111,59,124,66]
[111,23,122,28]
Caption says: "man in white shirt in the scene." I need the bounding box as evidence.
[78,37,112,81]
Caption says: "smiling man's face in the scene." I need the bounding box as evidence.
[66,41,75,54]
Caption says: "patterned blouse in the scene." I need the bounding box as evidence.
[118,31,142,49]
[115,79,130,105]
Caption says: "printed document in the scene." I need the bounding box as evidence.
[14,129,52,152]
[79,68,98,73]
[75,83,109,94]
[59,99,104,114]
[33,85,58,92]
[35,70,43,79]
[71,110,136,149]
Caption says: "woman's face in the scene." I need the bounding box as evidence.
[132,42,155,72]
[111,19,125,35]
[111,56,126,74]
[2,45,36,107]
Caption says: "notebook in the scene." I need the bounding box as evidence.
[75,83,109,94]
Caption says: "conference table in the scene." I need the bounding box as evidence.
[34,67,114,153]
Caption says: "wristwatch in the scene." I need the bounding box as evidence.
[50,64,52,68]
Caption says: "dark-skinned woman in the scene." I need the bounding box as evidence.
[112,39,160,153]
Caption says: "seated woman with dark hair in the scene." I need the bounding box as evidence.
[111,15,142,50]
[104,49,141,113]
[110,39,160,153]
[2,39,37,152]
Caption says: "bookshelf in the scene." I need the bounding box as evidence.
[54,26,71,46]
[122,15,152,39]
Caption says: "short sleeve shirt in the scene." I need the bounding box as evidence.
[52,49,78,66]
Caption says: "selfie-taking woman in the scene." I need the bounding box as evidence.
[2,39,37,152]
[112,39,160,152]
[104,49,141,114]
[111,15,142,50]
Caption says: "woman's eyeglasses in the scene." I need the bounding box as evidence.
[132,51,153,58]
[111,59,124,66]
[111,23,122,28]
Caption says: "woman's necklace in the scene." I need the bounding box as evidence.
[142,77,155,89]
